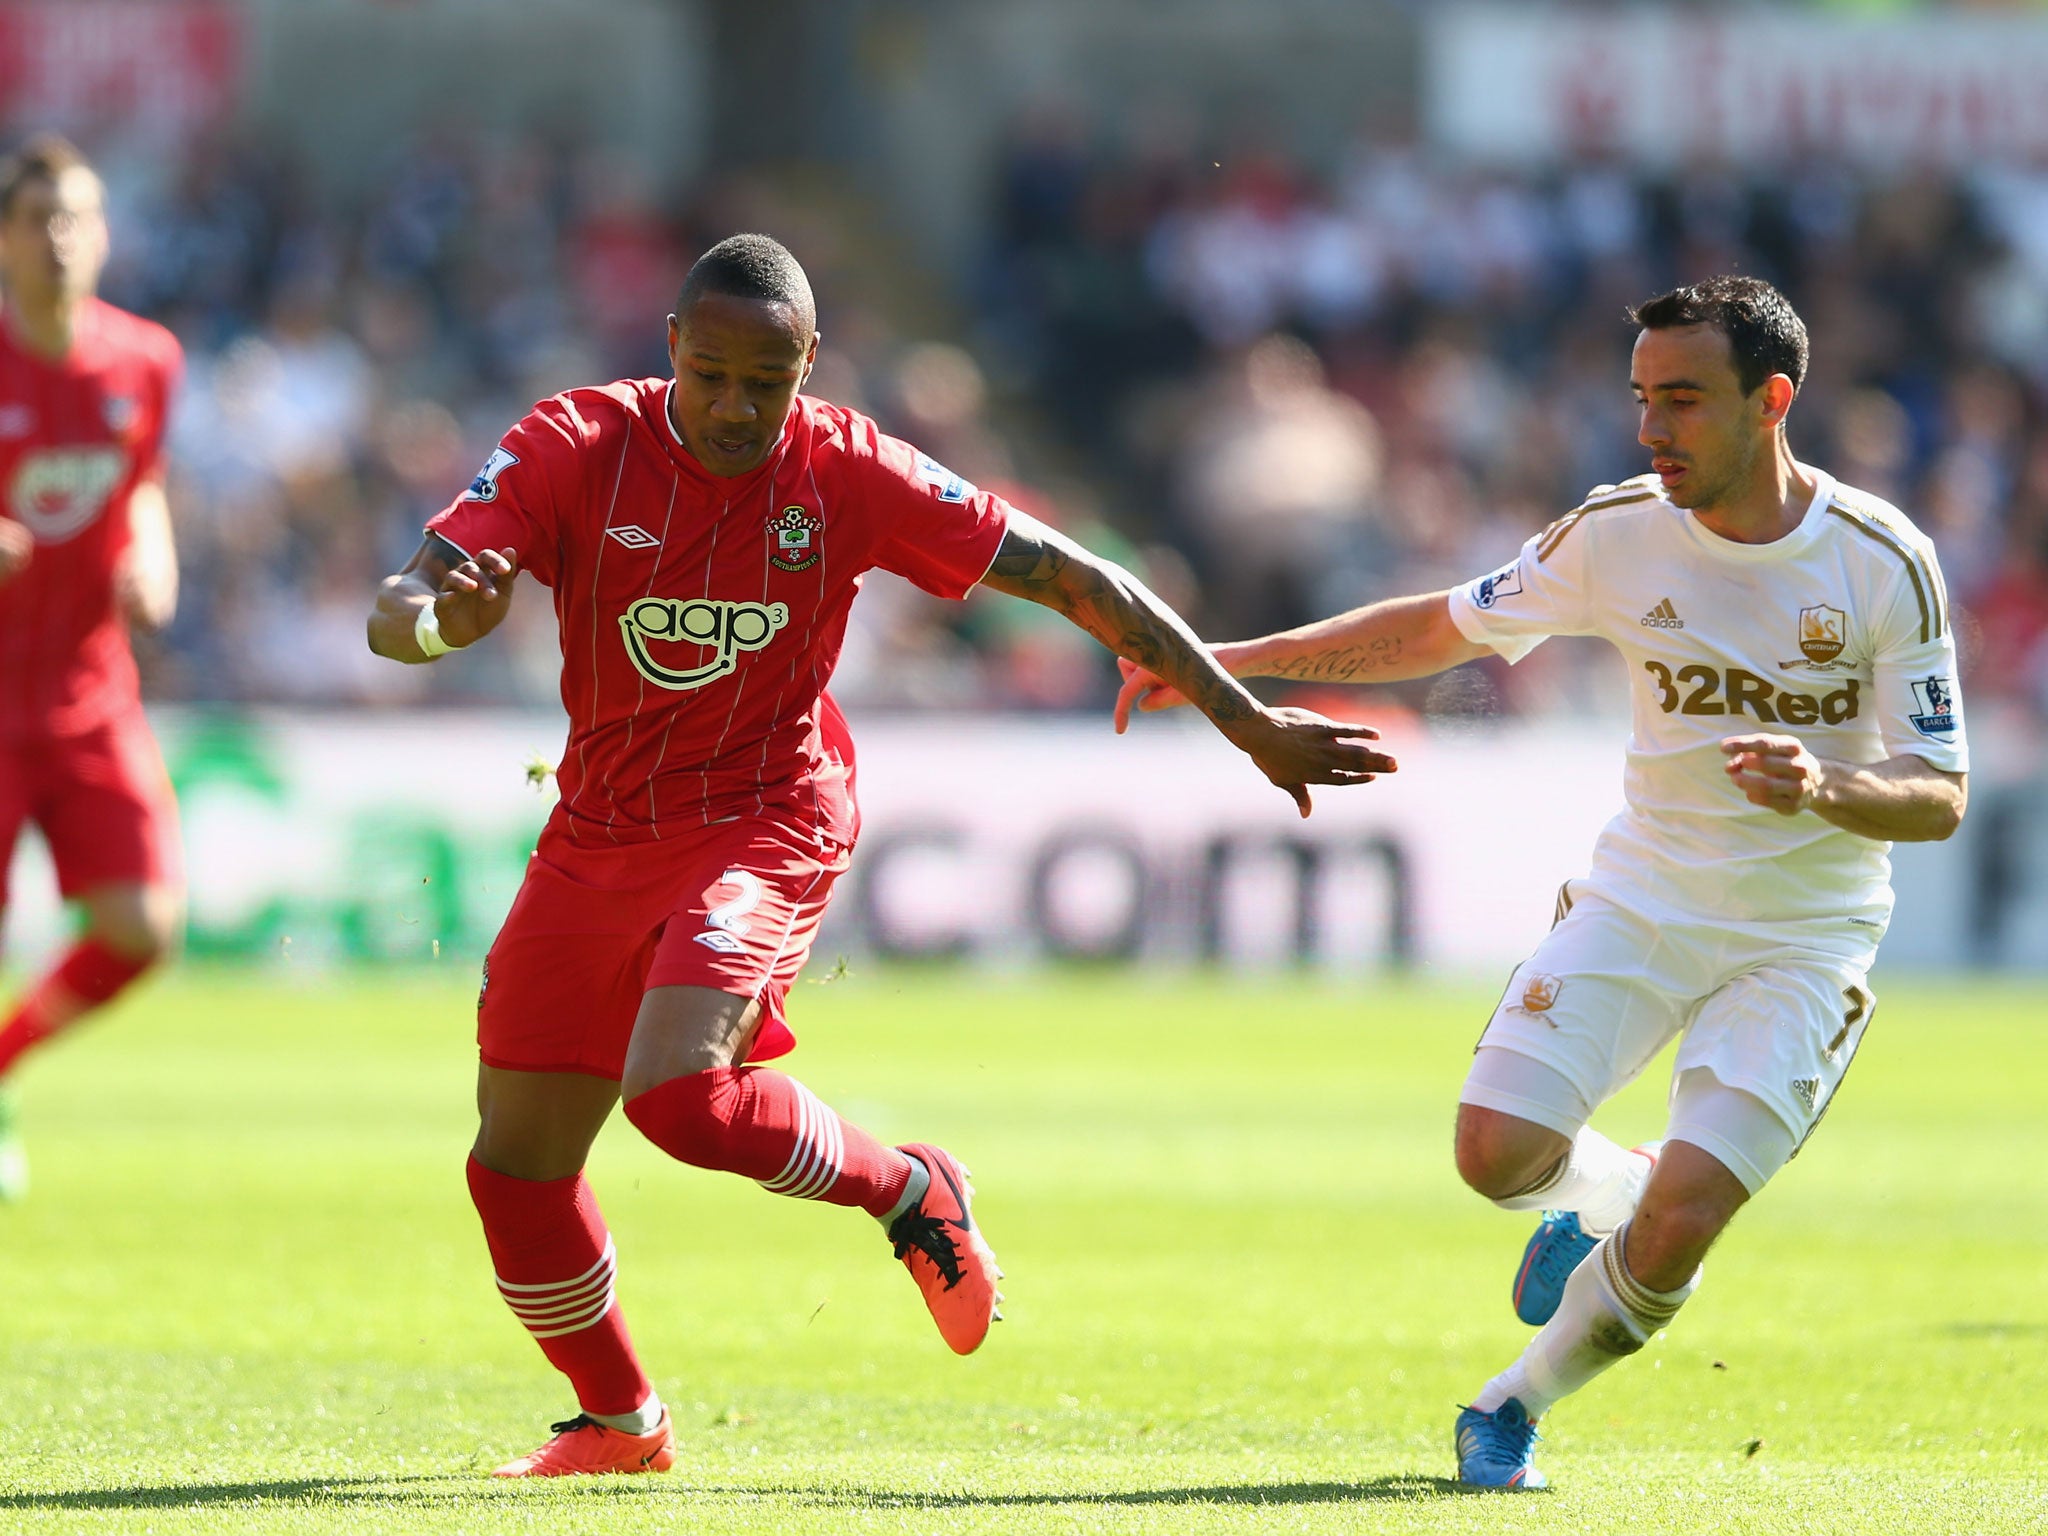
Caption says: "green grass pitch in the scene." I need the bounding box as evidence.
[0,966,2041,1534]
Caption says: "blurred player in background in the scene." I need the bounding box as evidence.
[368,233,1390,1478]
[0,135,185,1202]
[1117,277,1968,1489]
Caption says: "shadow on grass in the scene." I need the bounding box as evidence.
[0,1482,436,1515]
[0,1477,454,1512]
[0,1472,1496,1512]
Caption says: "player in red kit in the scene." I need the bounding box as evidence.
[0,136,185,1202]
[367,234,1393,1477]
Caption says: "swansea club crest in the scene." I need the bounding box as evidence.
[768,505,822,573]
[1798,604,1847,663]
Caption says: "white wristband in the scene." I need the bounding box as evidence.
[414,602,456,658]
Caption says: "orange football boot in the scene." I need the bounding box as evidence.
[888,1143,1003,1354]
[490,1412,677,1478]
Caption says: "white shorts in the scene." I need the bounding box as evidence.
[1460,882,1877,1179]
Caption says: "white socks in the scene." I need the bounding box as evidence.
[1491,1128,1654,1236]
[590,1392,665,1436]
[876,1154,931,1232]
[1473,1221,1699,1418]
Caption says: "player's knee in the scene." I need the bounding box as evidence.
[110,919,176,967]
[469,1065,611,1182]
[619,1041,734,1104]
[620,988,758,1102]
[622,1065,740,1168]
[1453,1109,1561,1199]
[469,1129,577,1184]
[84,888,181,966]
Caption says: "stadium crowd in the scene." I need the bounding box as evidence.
[83,121,2048,736]
[982,116,2048,732]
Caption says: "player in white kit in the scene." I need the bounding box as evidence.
[1113,277,1970,1488]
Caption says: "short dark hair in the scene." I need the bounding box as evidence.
[1629,276,1808,397]
[0,132,93,219]
[675,233,815,334]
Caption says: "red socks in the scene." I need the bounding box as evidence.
[470,1072,910,1417]
[465,1156,654,1418]
[624,1066,913,1219]
[0,939,154,1078]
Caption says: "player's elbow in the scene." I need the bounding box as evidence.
[367,611,412,663]
[367,579,413,660]
[1897,778,1966,842]
[1929,781,1967,841]
[145,582,178,632]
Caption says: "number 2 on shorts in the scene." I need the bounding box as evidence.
[693,868,764,954]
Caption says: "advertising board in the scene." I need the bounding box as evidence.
[1428,5,2048,169]
[2,711,2016,973]
[0,2,243,139]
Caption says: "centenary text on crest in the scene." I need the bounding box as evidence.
[1798,604,1847,663]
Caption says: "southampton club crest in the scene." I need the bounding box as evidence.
[767,505,822,573]
[1798,604,1847,663]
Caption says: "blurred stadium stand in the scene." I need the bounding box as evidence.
[4,0,2044,967]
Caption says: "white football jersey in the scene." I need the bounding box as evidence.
[1447,466,1967,944]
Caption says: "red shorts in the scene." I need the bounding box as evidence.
[0,712,180,911]
[478,813,852,1080]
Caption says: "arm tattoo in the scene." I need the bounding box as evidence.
[1264,636,1404,682]
[985,528,1070,585]
[983,525,1258,726]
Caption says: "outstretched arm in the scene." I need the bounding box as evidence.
[1218,591,1488,683]
[1113,589,1489,728]
[367,533,521,663]
[979,511,1395,814]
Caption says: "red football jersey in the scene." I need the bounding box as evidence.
[0,298,183,738]
[428,384,1010,846]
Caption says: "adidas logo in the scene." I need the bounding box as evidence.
[1640,598,1685,629]
[1791,1077,1820,1113]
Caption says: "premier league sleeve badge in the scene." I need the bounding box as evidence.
[1908,675,1958,739]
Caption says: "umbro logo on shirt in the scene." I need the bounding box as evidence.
[1639,598,1685,629]
[606,524,661,550]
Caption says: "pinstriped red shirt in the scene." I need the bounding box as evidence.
[0,298,182,739]
[428,383,1010,846]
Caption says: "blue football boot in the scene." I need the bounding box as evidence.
[1511,1210,1597,1326]
[1454,1398,1546,1489]
[1512,1142,1660,1326]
